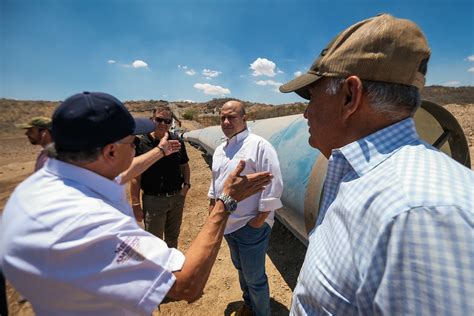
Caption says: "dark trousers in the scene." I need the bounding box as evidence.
[0,271,8,316]
[142,193,185,249]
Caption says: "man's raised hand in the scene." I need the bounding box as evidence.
[158,133,181,156]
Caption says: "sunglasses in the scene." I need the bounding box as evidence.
[153,117,172,124]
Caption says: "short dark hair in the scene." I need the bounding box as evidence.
[239,104,246,116]
[46,143,103,164]
[39,127,51,133]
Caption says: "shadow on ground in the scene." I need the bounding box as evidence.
[267,220,307,290]
[224,298,289,316]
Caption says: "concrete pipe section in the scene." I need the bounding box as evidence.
[183,101,471,246]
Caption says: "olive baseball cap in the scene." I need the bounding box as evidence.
[52,92,155,151]
[280,14,431,100]
[16,117,52,129]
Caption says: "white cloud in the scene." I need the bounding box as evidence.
[249,58,278,77]
[185,69,196,76]
[177,99,195,103]
[132,60,148,68]
[194,83,231,95]
[443,80,461,86]
[277,69,284,74]
[467,55,474,62]
[255,80,282,87]
[107,60,116,64]
[468,67,474,72]
[178,65,196,75]
[202,69,222,78]
[294,71,303,77]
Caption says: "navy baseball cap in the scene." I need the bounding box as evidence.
[52,92,155,151]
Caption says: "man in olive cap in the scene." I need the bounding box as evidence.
[16,116,53,171]
[280,14,473,315]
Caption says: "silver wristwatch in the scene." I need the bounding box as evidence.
[217,193,238,214]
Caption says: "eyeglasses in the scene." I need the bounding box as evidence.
[153,117,172,124]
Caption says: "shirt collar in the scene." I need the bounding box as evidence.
[225,128,250,147]
[337,118,419,177]
[44,158,126,203]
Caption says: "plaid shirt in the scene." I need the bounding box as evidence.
[291,118,474,315]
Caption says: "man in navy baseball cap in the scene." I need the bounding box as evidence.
[47,91,185,184]
[52,91,154,151]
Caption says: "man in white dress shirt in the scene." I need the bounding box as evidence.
[208,100,283,316]
[0,92,273,316]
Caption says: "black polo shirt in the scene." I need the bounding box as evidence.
[135,132,189,195]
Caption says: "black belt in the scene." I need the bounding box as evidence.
[144,189,180,197]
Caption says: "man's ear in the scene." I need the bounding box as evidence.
[342,76,363,119]
[101,144,116,163]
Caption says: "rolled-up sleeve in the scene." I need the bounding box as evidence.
[257,141,283,212]
[208,152,217,199]
[208,181,215,199]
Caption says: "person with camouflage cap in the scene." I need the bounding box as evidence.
[16,116,53,171]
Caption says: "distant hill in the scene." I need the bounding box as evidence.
[0,86,472,133]
[421,86,474,105]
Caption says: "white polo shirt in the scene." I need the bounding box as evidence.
[0,159,185,316]
[208,129,283,235]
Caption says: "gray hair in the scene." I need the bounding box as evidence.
[325,77,421,119]
[46,143,103,164]
[152,105,173,117]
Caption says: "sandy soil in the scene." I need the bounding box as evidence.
[2,105,473,315]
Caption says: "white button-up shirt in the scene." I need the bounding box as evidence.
[208,129,283,234]
[0,159,185,316]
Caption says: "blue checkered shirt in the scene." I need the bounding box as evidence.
[291,118,474,315]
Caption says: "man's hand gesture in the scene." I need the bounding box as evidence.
[158,133,181,156]
[223,160,273,202]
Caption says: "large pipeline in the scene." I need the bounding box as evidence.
[183,101,471,245]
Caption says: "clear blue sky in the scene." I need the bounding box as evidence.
[1,0,473,104]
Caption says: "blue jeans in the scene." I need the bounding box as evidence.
[225,222,271,316]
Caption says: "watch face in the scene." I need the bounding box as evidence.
[228,199,238,212]
[219,194,238,213]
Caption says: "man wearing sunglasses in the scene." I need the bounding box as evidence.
[131,105,191,249]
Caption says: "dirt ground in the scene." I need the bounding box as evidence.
[1,104,473,315]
